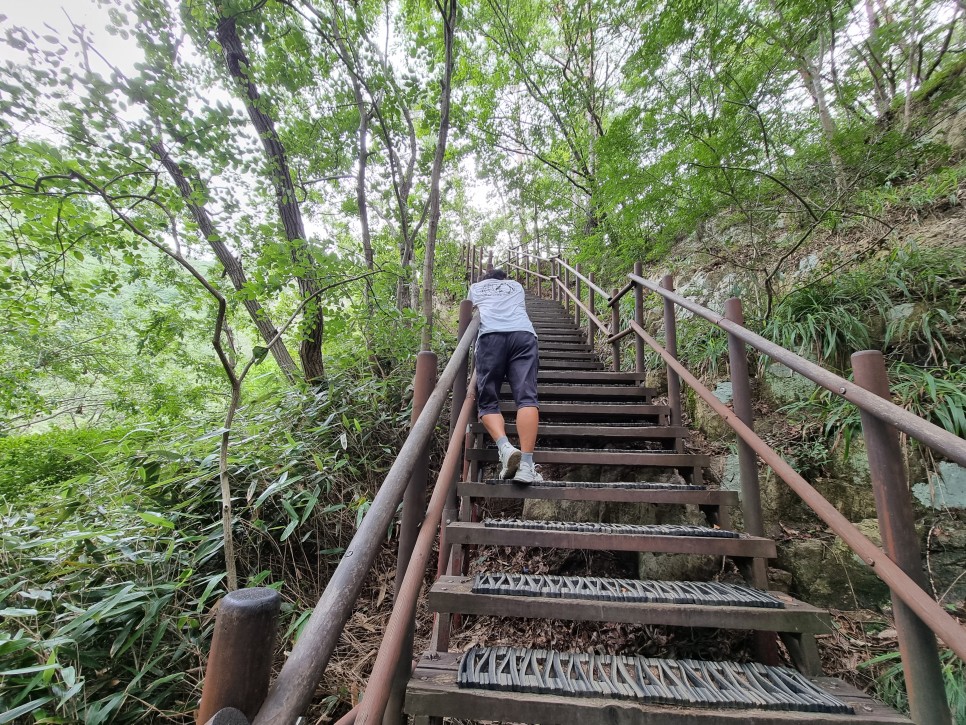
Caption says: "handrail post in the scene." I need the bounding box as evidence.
[197,588,280,724]
[395,351,438,592]
[386,351,438,725]
[633,262,645,374]
[563,264,571,315]
[661,275,681,426]
[439,300,472,576]
[852,351,951,725]
[724,298,776,665]
[587,272,596,347]
[486,249,493,273]
[550,259,556,301]
[611,288,621,372]
[574,263,582,328]
[724,298,764,539]
[536,258,543,297]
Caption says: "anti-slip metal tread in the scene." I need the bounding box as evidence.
[481,479,706,490]
[456,647,853,714]
[483,519,739,538]
[471,574,784,608]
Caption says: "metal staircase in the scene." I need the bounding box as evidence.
[403,294,911,724]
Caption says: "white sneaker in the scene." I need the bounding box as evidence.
[514,461,543,484]
[498,445,521,479]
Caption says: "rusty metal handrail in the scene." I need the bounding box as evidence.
[354,372,478,724]
[628,273,966,468]
[608,279,635,307]
[555,276,609,335]
[505,258,550,280]
[553,256,611,300]
[250,314,481,725]
[628,319,966,662]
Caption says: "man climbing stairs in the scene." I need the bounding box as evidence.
[404,294,911,724]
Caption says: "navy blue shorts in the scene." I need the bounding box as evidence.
[475,331,539,417]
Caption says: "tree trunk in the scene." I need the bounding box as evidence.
[151,141,300,380]
[796,56,847,193]
[216,14,325,382]
[419,0,458,351]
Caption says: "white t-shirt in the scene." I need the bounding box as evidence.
[468,278,537,338]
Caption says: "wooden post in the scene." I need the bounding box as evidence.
[852,351,951,725]
[661,275,681,426]
[634,261,645,374]
[587,272,596,348]
[611,288,621,372]
[197,589,280,724]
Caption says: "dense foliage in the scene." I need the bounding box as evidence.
[1,0,964,721]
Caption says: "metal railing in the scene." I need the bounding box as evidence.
[197,244,965,725]
[505,250,966,725]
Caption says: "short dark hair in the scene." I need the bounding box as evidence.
[481,268,508,280]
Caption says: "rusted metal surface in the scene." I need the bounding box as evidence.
[396,351,437,594]
[724,299,763,539]
[457,481,731,506]
[629,273,966,467]
[197,588,280,724]
[353,377,478,725]
[446,521,777,557]
[628,319,966,662]
[553,256,611,300]
[587,272,597,347]
[609,279,634,306]
[386,351,439,724]
[409,653,912,724]
[575,263,582,327]
[633,262,645,374]
[439,300,472,578]
[611,288,621,371]
[556,284,610,335]
[203,708,251,725]
[852,351,951,725]
[661,275,682,427]
[251,317,480,725]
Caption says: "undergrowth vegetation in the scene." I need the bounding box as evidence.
[767,243,965,452]
[0,369,414,723]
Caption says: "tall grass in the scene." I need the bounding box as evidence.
[0,370,413,723]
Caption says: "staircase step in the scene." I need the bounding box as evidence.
[430,575,833,633]
[536,370,649,384]
[466,448,708,469]
[539,350,600,360]
[445,521,776,557]
[457,480,732,505]
[499,402,669,420]
[537,342,595,351]
[537,359,606,370]
[469,422,686,441]
[406,651,908,723]
[500,384,652,400]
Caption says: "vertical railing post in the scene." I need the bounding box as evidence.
[197,588,281,725]
[633,261,645,374]
[536,258,543,297]
[723,298,773,670]
[395,351,438,592]
[574,263,582,328]
[563,264,571,316]
[386,351,437,725]
[587,272,596,348]
[724,298,764,539]
[431,300,473,656]
[486,249,494,273]
[439,300,472,576]
[661,275,681,427]
[852,351,951,725]
[611,289,621,372]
